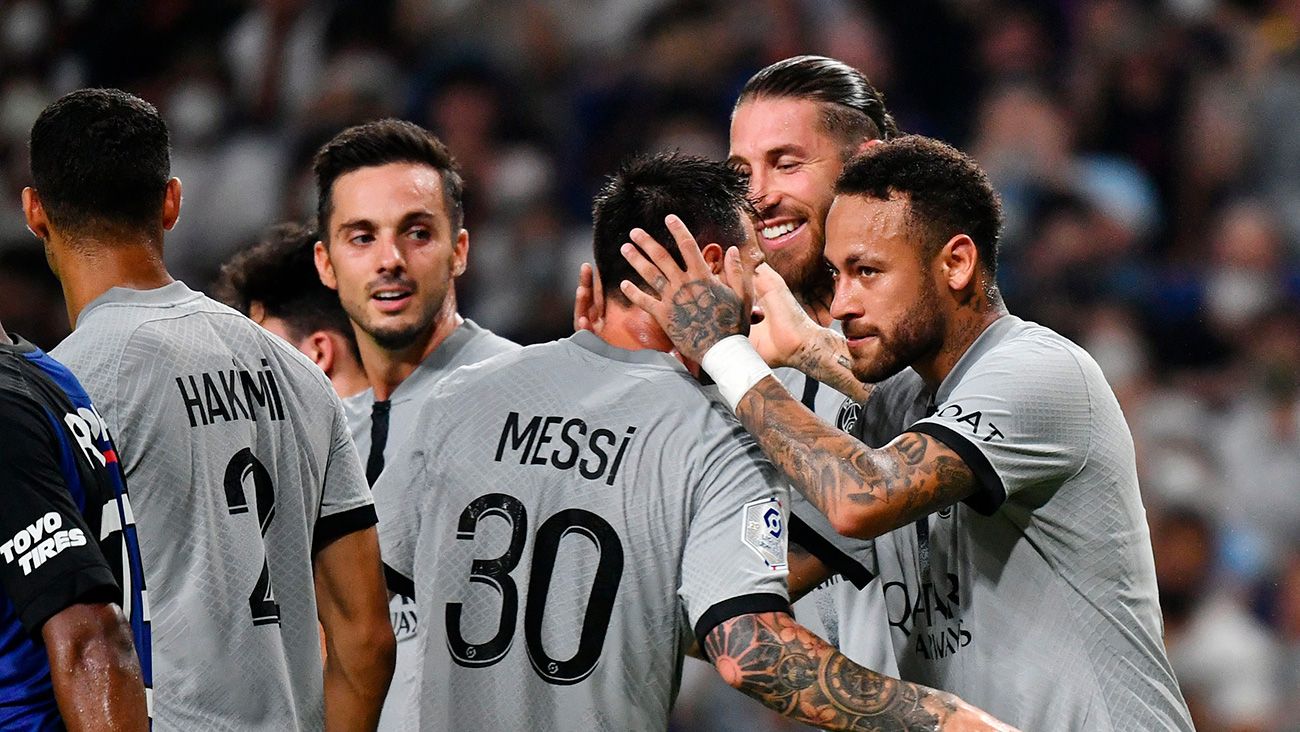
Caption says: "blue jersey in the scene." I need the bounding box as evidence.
[0,336,150,729]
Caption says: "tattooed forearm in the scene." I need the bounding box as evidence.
[666,279,746,361]
[736,377,976,539]
[791,328,873,404]
[706,612,958,731]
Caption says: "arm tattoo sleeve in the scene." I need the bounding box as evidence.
[791,328,873,404]
[736,376,976,539]
[706,611,957,731]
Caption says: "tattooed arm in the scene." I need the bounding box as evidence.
[739,377,976,539]
[788,326,873,404]
[706,611,1017,731]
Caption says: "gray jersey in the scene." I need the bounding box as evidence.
[53,282,375,731]
[342,318,518,731]
[808,315,1191,730]
[374,331,790,731]
[774,365,897,677]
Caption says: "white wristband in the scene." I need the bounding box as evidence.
[701,335,773,411]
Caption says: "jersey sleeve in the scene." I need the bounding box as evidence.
[788,490,877,589]
[908,341,1091,514]
[679,421,793,651]
[313,396,377,554]
[0,390,118,633]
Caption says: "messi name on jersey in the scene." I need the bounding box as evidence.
[494,411,636,486]
[174,358,286,427]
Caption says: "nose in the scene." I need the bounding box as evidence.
[376,231,405,272]
[830,274,861,323]
[748,168,780,214]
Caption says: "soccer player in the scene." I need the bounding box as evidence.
[25,88,395,730]
[374,152,1014,731]
[214,222,368,398]
[620,136,1194,730]
[311,119,518,730]
[0,319,149,730]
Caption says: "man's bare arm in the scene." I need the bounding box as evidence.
[706,611,1017,731]
[787,542,835,602]
[315,526,396,732]
[738,377,977,539]
[43,602,148,731]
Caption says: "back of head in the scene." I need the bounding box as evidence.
[29,88,171,234]
[213,223,358,351]
[837,135,1003,276]
[737,55,899,150]
[591,152,750,302]
[313,119,465,235]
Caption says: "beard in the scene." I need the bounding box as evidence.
[849,279,945,384]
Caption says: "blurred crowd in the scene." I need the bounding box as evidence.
[1,0,1298,729]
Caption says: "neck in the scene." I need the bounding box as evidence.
[357,292,462,401]
[797,271,836,326]
[913,292,1008,391]
[0,323,10,345]
[331,367,372,399]
[598,302,676,354]
[53,234,173,327]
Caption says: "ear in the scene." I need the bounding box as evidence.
[314,239,338,290]
[162,178,183,231]
[700,242,725,275]
[939,234,979,294]
[451,228,469,277]
[304,331,335,375]
[22,187,49,241]
[854,137,883,156]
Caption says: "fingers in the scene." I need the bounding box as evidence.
[627,228,683,288]
[663,214,708,271]
[618,280,661,313]
[753,262,787,299]
[574,262,594,332]
[620,242,670,295]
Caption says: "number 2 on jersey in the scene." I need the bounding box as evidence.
[447,493,624,685]
[224,448,281,626]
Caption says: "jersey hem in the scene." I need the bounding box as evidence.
[908,422,1006,515]
[17,563,120,634]
[693,592,791,659]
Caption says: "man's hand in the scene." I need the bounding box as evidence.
[572,262,604,334]
[748,262,820,368]
[619,215,752,363]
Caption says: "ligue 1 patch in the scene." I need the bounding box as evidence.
[740,497,787,571]
[835,398,862,434]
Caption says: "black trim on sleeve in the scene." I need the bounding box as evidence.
[908,422,1006,515]
[312,504,379,555]
[17,565,119,635]
[694,592,791,660]
[383,563,415,600]
[788,514,874,589]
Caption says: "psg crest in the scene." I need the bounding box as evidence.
[835,398,862,434]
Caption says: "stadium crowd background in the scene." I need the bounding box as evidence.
[0,0,1297,730]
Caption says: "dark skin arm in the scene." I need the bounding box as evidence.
[619,217,978,539]
[43,602,148,731]
[787,542,835,602]
[314,526,396,732]
[706,611,1018,731]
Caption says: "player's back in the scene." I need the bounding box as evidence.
[375,331,789,731]
[53,282,371,731]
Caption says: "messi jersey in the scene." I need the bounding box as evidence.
[0,336,150,730]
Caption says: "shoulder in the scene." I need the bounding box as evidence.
[975,319,1098,393]
[462,321,521,360]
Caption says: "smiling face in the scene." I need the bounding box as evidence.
[729,96,847,295]
[825,194,945,383]
[315,162,466,352]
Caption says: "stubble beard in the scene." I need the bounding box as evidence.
[850,279,945,384]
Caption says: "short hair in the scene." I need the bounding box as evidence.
[29,88,171,232]
[737,55,899,151]
[836,135,1003,276]
[212,222,359,356]
[313,119,465,236]
[592,152,751,301]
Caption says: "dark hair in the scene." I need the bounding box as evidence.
[592,152,751,300]
[212,222,359,358]
[836,135,1003,276]
[29,88,171,232]
[313,119,464,236]
[737,55,899,152]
